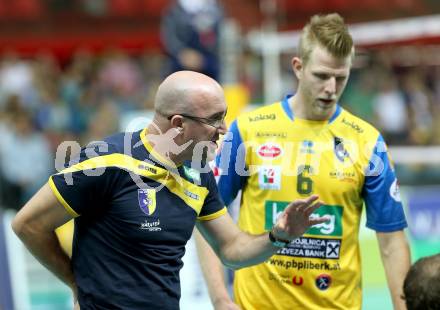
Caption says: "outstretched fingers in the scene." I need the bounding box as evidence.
[304,200,324,217]
[273,195,330,240]
[309,215,330,226]
[288,194,319,211]
[305,200,329,225]
[307,201,330,226]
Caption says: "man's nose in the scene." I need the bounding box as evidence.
[324,77,336,95]
[217,119,228,135]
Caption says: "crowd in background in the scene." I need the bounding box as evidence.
[342,58,440,146]
[0,46,439,210]
[0,49,164,209]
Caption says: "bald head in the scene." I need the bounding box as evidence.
[154,71,224,116]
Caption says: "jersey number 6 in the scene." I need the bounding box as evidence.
[297,165,313,195]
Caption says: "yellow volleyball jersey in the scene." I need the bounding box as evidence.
[215,95,407,310]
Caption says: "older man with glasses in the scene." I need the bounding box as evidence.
[12,70,329,310]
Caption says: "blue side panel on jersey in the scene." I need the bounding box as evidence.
[216,120,247,206]
[363,135,407,232]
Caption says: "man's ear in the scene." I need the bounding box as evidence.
[292,57,303,80]
[169,115,184,130]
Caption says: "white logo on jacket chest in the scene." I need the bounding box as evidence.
[140,219,162,232]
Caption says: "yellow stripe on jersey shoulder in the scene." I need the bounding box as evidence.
[48,176,80,218]
[56,153,209,215]
[197,206,227,221]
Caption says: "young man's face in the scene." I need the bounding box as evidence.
[295,44,352,120]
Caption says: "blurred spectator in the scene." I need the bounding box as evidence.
[80,0,107,16]
[32,55,67,130]
[0,108,52,210]
[138,50,166,110]
[61,49,95,135]
[83,100,119,142]
[161,0,223,80]
[402,71,434,144]
[342,70,376,124]
[372,72,410,145]
[403,253,440,310]
[430,66,440,144]
[0,52,38,110]
[97,49,144,111]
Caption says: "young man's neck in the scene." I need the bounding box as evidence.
[288,93,335,121]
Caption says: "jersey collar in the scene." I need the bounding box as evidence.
[140,128,181,168]
[281,94,342,124]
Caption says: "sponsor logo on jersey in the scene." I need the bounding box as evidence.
[334,137,350,162]
[390,178,401,202]
[212,166,222,177]
[257,143,283,158]
[259,166,281,190]
[300,140,315,154]
[315,274,332,290]
[138,189,157,215]
[248,113,276,122]
[265,202,343,237]
[329,171,355,178]
[341,117,364,133]
[137,164,158,174]
[329,170,357,184]
[267,258,341,271]
[140,218,162,232]
[183,166,201,183]
[184,189,199,200]
[255,131,288,139]
[209,161,222,177]
[277,237,342,259]
[267,272,292,285]
[292,275,304,286]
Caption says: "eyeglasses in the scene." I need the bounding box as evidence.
[167,114,225,130]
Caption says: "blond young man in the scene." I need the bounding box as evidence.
[196,14,410,310]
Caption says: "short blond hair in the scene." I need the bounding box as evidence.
[299,13,354,64]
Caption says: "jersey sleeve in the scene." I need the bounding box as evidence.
[362,135,407,232]
[49,142,119,217]
[215,120,247,206]
[197,171,227,221]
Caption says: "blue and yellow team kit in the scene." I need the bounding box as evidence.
[215,95,407,310]
[50,128,226,309]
